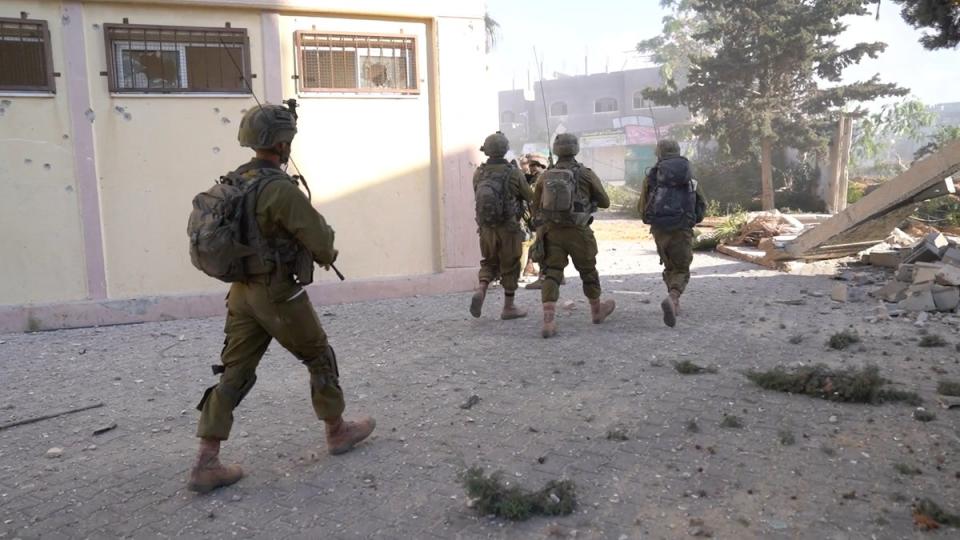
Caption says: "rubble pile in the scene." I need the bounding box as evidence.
[728,211,807,247]
[864,230,960,314]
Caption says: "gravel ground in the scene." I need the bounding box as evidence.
[1,218,959,539]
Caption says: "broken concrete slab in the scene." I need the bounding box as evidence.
[864,251,904,268]
[935,264,960,287]
[872,280,910,303]
[932,285,960,312]
[896,264,916,282]
[771,140,960,261]
[942,247,960,267]
[903,232,949,263]
[716,244,777,268]
[831,282,849,302]
[901,288,938,312]
[913,262,944,284]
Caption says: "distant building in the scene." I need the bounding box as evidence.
[498,67,689,183]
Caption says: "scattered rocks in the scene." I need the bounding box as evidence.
[45,447,63,458]
[459,395,481,410]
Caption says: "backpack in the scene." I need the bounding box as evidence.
[539,165,592,225]
[642,156,701,230]
[474,165,515,226]
[186,169,285,283]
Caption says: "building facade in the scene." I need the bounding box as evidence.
[499,68,689,183]
[0,0,490,332]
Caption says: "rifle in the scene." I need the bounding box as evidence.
[219,39,345,281]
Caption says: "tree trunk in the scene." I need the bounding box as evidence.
[761,137,775,210]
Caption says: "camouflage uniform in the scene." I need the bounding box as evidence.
[637,139,706,327]
[473,160,534,292]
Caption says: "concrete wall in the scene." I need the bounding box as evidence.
[0,0,488,332]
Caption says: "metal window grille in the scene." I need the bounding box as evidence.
[0,18,55,92]
[104,24,250,93]
[633,92,645,109]
[296,31,418,94]
[595,98,618,113]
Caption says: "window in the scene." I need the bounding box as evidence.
[633,91,646,109]
[296,31,418,94]
[500,110,514,123]
[104,24,250,93]
[0,18,55,92]
[549,101,567,116]
[595,97,618,113]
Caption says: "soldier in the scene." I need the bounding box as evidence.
[532,133,616,338]
[637,139,706,328]
[188,104,375,493]
[470,131,535,320]
[521,152,549,285]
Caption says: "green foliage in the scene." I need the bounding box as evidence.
[893,462,922,475]
[641,0,907,207]
[673,360,717,374]
[937,380,960,397]
[778,430,796,446]
[719,415,743,428]
[603,182,641,215]
[847,183,866,204]
[919,334,947,348]
[851,98,935,170]
[893,0,960,50]
[913,409,936,422]
[913,498,960,528]
[745,364,922,405]
[461,466,576,521]
[828,330,861,350]
[914,124,960,160]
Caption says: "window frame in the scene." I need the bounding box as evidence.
[103,23,252,95]
[294,30,420,95]
[633,90,646,110]
[0,17,56,93]
[549,101,568,117]
[594,97,619,114]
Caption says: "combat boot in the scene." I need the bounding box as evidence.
[501,293,528,320]
[525,276,544,289]
[325,416,376,455]
[469,281,489,318]
[187,438,244,493]
[661,290,681,328]
[541,302,557,338]
[589,297,616,324]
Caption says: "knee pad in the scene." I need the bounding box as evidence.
[195,371,257,411]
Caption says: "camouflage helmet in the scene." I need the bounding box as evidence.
[655,139,681,159]
[553,133,579,157]
[237,104,298,149]
[480,131,509,158]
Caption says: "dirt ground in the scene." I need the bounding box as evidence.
[1,217,959,539]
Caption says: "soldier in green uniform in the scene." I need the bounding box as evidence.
[532,133,616,338]
[470,132,535,320]
[521,152,548,288]
[637,139,706,328]
[188,104,375,493]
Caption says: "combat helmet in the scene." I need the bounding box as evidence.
[553,133,579,158]
[238,104,298,149]
[655,139,681,159]
[480,131,510,158]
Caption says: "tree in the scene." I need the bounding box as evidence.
[891,0,960,49]
[850,98,935,172]
[642,0,907,209]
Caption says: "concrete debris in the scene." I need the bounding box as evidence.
[45,447,63,458]
[903,232,949,264]
[830,283,848,302]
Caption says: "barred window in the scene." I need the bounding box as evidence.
[595,97,618,113]
[104,24,250,93]
[633,91,646,109]
[0,18,55,92]
[296,31,418,94]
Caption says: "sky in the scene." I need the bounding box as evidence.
[485,0,960,107]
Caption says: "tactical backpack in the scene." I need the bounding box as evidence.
[474,165,515,226]
[539,165,592,226]
[187,170,286,283]
[642,156,703,230]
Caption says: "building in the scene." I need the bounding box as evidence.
[0,0,490,332]
[499,68,689,183]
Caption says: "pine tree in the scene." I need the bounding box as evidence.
[892,0,960,49]
[643,0,907,209]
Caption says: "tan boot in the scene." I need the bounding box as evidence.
[325,416,376,455]
[589,297,616,324]
[469,281,489,318]
[187,438,244,493]
[501,293,528,320]
[525,276,544,290]
[541,302,557,338]
[661,290,680,328]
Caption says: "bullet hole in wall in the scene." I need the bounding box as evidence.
[65,185,74,192]
[43,164,52,170]
[221,117,231,124]
[123,113,132,121]
[62,134,69,140]
[213,107,220,114]
[85,109,95,123]
[212,147,221,154]
[24,158,32,165]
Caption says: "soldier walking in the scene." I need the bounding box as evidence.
[186,104,375,493]
[532,133,616,338]
[470,131,535,319]
[638,139,706,327]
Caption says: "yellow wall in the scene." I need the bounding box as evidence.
[0,1,88,305]
[278,15,437,282]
